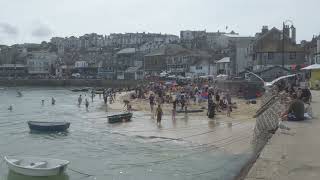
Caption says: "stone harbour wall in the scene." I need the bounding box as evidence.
[236,92,285,180]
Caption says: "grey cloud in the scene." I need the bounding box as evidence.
[0,23,18,35]
[32,25,52,38]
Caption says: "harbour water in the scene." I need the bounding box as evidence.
[0,87,253,180]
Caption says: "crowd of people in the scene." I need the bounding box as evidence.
[272,77,313,122]
[126,81,237,125]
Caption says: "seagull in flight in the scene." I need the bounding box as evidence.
[246,71,297,87]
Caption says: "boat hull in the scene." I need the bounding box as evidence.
[6,162,67,176]
[71,88,89,92]
[108,113,132,124]
[4,156,69,177]
[27,121,70,132]
[176,109,204,113]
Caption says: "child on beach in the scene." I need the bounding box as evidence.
[156,104,163,124]
[226,101,231,117]
[172,99,177,120]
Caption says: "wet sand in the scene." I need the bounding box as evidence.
[104,91,260,155]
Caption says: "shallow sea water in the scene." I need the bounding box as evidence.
[0,87,252,180]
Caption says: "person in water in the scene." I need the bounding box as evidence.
[78,95,82,106]
[51,97,56,105]
[156,104,163,125]
[85,98,89,109]
[17,91,22,97]
[8,105,13,111]
[41,100,44,106]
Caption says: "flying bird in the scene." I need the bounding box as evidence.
[246,71,297,87]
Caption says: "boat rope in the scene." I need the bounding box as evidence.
[108,134,251,167]
[69,167,94,177]
[150,120,249,144]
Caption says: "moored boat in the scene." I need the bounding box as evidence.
[27,121,70,132]
[176,109,204,113]
[71,88,89,92]
[95,90,104,94]
[108,112,133,124]
[4,156,69,177]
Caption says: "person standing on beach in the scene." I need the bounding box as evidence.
[180,95,185,110]
[226,100,231,117]
[172,99,177,120]
[156,104,163,125]
[78,95,82,106]
[91,90,95,102]
[226,91,232,104]
[41,100,44,106]
[103,94,108,105]
[149,93,155,112]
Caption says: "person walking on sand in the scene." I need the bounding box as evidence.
[156,104,163,125]
[78,95,83,106]
[41,100,45,106]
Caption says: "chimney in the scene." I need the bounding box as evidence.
[262,26,269,35]
[283,25,290,39]
[291,25,296,44]
[317,36,320,54]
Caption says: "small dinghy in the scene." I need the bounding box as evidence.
[71,88,89,92]
[27,121,70,132]
[176,109,204,113]
[95,90,104,94]
[108,112,133,124]
[4,156,69,177]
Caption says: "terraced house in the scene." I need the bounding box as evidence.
[251,25,306,71]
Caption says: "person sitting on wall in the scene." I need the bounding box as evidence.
[297,88,312,104]
[281,93,305,121]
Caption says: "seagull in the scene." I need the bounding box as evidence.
[246,71,297,88]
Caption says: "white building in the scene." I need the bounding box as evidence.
[215,57,231,75]
[27,51,58,75]
[188,60,211,77]
[75,61,88,68]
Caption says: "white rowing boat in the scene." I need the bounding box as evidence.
[4,156,69,177]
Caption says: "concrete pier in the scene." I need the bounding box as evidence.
[245,91,320,180]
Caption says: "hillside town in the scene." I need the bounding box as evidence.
[1,23,319,85]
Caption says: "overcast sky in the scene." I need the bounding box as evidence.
[0,0,319,45]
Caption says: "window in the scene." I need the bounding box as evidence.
[196,66,202,70]
[290,52,296,59]
[268,52,274,59]
[252,54,256,60]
